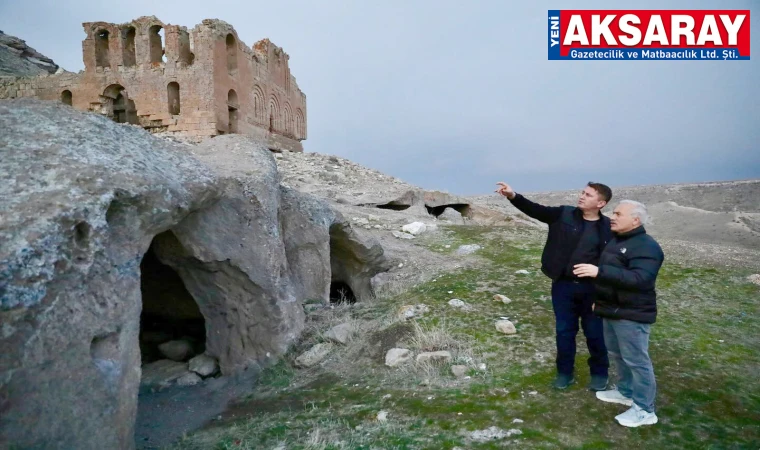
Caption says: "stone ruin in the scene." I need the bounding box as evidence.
[0,16,306,151]
[0,99,386,449]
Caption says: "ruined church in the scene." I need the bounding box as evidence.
[0,16,307,151]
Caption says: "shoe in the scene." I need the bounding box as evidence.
[596,389,634,406]
[553,373,575,389]
[615,404,658,427]
[588,375,608,391]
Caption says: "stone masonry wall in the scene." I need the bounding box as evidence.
[0,17,307,151]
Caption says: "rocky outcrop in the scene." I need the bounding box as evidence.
[0,30,59,76]
[0,100,389,449]
[0,99,219,449]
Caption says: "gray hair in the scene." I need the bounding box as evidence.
[618,200,650,225]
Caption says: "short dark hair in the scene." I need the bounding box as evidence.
[587,182,612,203]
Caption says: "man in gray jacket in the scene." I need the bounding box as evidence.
[572,200,664,427]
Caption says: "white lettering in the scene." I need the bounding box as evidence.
[643,15,668,45]
[697,15,722,45]
[591,15,616,45]
[671,15,695,45]
[564,15,589,45]
[618,14,641,46]
[719,14,745,45]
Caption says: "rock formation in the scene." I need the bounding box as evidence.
[0,99,387,449]
[0,30,59,76]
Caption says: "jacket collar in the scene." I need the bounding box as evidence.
[573,207,606,222]
[615,225,646,239]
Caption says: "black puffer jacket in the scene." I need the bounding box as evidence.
[509,193,612,281]
[593,226,665,324]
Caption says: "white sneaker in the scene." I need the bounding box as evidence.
[615,404,658,427]
[596,389,634,407]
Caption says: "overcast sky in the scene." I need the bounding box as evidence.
[1,0,757,195]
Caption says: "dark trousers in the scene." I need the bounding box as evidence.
[551,279,609,377]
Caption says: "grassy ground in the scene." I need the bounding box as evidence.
[171,224,760,449]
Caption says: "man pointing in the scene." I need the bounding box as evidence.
[496,181,612,391]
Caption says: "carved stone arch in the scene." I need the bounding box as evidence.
[295,108,305,139]
[121,25,137,67]
[227,89,239,133]
[91,23,118,68]
[268,94,280,133]
[89,22,119,38]
[102,84,137,124]
[282,102,293,136]
[252,85,265,124]
[225,32,239,73]
[143,20,167,64]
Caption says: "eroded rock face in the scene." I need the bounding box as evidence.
[0,99,220,449]
[0,30,59,76]
[279,184,392,302]
[0,102,390,449]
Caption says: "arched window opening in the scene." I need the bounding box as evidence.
[167,82,180,115]
[226,34,237,73]
[95,29,110,67]
[61,90,72,106]
[149,25,164,64]
[228,89,239,133]
[122,27,136,67]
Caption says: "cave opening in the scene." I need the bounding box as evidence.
[139,236,206,367]
[425,203,472,218]
[329,280,356,304]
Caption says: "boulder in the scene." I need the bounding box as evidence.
[176,372,202,386]
[385,348,413,367]
[456,244,481,255]
[439,207,464,223]
[158,340,194,362]
[496,320,517,335]
[324,322,356,345]
[493,294,512,304]
[401,222,427,235]
[140,360,191,389]
[451,365,468,378]
[188,354,218,377]
[397,304,429,320]
[295,343,333,368]
[416,351,453,364]
[448,299,467,308]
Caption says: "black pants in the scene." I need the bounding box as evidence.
[551,279,609,377]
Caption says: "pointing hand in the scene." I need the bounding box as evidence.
[495,182,516,200]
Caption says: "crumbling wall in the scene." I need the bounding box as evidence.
[0,17,307,150]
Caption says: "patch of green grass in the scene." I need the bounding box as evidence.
[173,225,760,449]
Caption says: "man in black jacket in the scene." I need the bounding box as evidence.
[496,181,612,390]
[572,200,664,427]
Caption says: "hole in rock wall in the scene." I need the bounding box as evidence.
[375,202,411,211]
[329,280,356,304]
[139,238,206,367]
[425,203,471,218]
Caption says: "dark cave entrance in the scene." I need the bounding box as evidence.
[374,202,411,211]
[139,236,206,366]
[329,280,356,304]
[425,203,472,218]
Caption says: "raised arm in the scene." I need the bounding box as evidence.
[496,182,563,224]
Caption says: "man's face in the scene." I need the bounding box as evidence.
[610,203,640,233]
[577,186,606,211]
